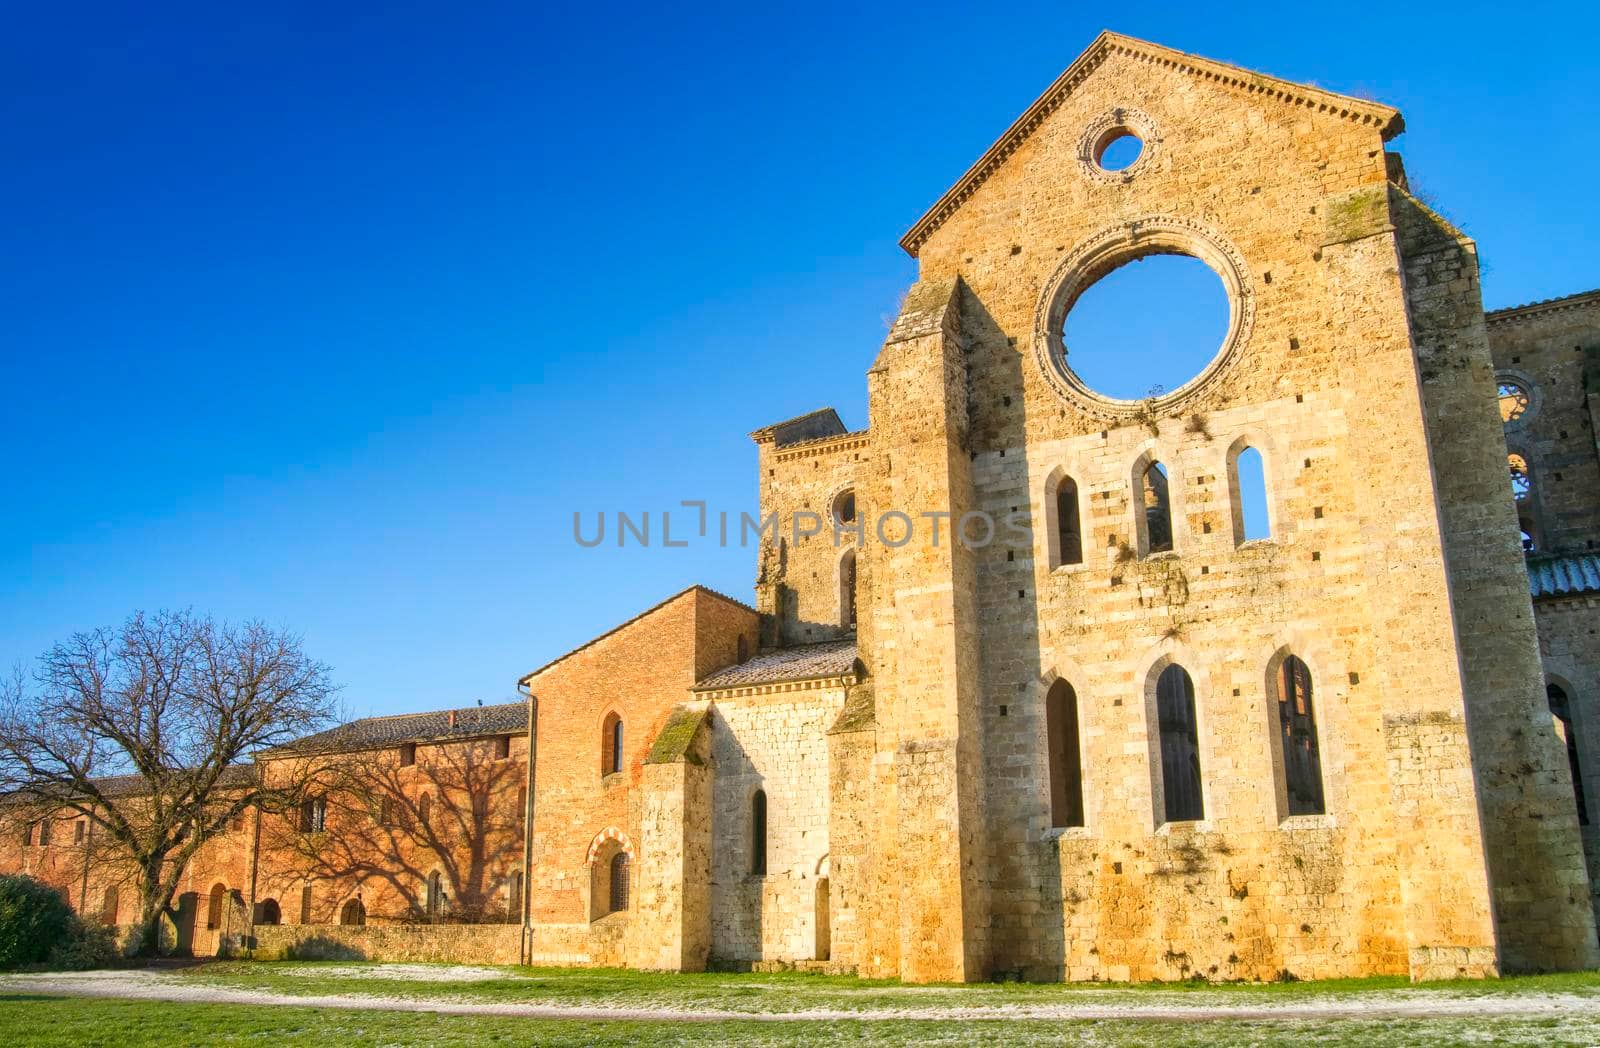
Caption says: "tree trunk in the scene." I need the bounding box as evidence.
[130,861,177,957]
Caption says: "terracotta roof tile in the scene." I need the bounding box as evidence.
[271,702,526,756]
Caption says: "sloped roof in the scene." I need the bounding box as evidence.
[694,640,860,691]
[5,764,257,805]
[900,31,1403,256]
[271,702,527,757]
[517,585,756,686]
[1529,553,1600,600]
[749,408,846,447]
[644,706,709,765]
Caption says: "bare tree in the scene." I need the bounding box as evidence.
[0,610,336,955]
[261,737,524,924]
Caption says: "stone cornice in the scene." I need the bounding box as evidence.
[1485,288,1600,326]
[898,31,1403,258]
[773,431,869,462]
[694,672,859,701]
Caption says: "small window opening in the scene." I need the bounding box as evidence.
[602,713,624,776]
[1509,453,1532,502]
[399,742,417,767]
[508,871,524,924]
[426,871,443,920]
[751,789,768,875]
[1232,445,1270,543]
[299,796,327,834]
[832,489,857,526]
[1095,129,1144,171]
[1055,476,1083,566]
[100,887,120,926]
[1139,461,1174,555]
[1498,380,1530,424]
[839,548,857,630]
[493,734,511,761]
[299,884,313,925]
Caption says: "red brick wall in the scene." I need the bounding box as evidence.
[524,587,754,923]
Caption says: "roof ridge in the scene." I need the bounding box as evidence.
[899,31,1402,257]
[518,584,755,685]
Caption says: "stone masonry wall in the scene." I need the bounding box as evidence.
[706,683,845,964]
[1535,594,1600,927]
[1485,291,1600,553]
[523,587,754,925]
[874,39,1521,980]
[755,433,866,647]
[1394,189,1598,972]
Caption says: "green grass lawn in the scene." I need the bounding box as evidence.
[0,995,1596,1048]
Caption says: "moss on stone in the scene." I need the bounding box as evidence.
[644,707,707,765]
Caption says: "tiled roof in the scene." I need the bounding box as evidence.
[694,640,860,691]
[749,408,846,447]
[1529,553,1600,600]
[518,585,756,685]
[7,764,257,804]
[271,702,527,756]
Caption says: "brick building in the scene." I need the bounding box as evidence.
[5,32,1599,983]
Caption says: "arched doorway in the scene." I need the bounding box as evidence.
[340,898,366,926]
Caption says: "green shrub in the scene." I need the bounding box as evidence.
[45,915,120,970]
[0,874,72,969]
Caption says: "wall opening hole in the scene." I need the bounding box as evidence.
[1095,129,1144,171]
[1062,253,1230,400]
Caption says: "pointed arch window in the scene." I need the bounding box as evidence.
[750,789,768,875]
[1156,664,1203,823]
[340,898,366,926]
[1276,655,1325,816]
[1055,476,1083,566]
[1549,683,1589,825]
[1138,461,1173,556]
[1045,679,1085,828]
[1230,444,1270,543]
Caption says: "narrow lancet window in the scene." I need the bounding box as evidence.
[1056,477,1083,566]
[1276,655,1325,816]
[1046,679,1085,827]
[1156,664,1203,823]
[1141,462,1173,555]
[751,789,768,875]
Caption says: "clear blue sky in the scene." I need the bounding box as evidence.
[3,2,1595,720]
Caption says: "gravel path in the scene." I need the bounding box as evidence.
[4,967,1600,1023]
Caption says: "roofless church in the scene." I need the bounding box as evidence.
[7,32,1599,983]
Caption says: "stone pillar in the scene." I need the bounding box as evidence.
[1320,185,1500,979]
[1392,189,1600,973]
[861,278,990,982]
[628,707,713,971]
